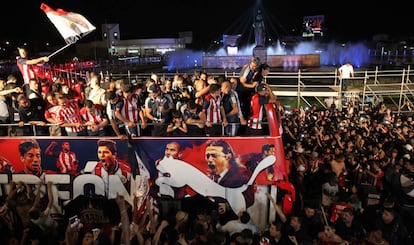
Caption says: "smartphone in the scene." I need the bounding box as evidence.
[69,215,79,228]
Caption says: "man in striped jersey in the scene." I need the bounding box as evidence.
[16,47,49,91]
[80,99,108,136]
[203,83,227,136]
[45,141,79,175]
[115,83,146,137]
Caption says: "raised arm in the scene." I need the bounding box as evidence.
[31,181,43,210]
[265,192,287,223]
[46,181,54,209]
[115,193,131,245]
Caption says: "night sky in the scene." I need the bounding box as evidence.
[2,0,412,49]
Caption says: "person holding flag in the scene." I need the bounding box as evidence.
[16,2,96,91]
[40,3,96,58]
[16,46,49,87]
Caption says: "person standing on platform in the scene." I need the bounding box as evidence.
[221,80,242,136]
[203,83,227,136]
[338,61,355,91]
[238,57,260,120]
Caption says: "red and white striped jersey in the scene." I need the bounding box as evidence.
[248,93,268,129]
[203,94,222,124]
[16,57,36,85]
[115,94,141,123]
[57,104,85,133]
[80,104,105,131]
[45,104,60,122]
[56,151,78,173]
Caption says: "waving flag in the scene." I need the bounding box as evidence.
[40,3,96,44]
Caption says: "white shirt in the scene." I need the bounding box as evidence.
[339,64,354,79]
[0,99,9,118]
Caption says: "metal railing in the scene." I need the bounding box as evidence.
[0,122,272,137]
[99,66,413,110]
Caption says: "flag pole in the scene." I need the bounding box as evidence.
[48,43,73,59]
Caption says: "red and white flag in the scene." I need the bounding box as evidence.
[40,3,96,44]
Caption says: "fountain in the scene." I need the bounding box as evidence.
[165,8,371,71]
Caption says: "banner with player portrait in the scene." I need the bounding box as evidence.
[0,136,290,215]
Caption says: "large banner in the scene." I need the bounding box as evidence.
[0,137,288,216]
[302,15,325,37]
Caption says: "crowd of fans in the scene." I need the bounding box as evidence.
[1,66,414,244]
[0,66,275,138]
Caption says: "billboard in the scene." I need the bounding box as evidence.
[0,137,288,216]
[302,15,325,37]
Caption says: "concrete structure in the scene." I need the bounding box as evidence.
[75,23,189,59]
